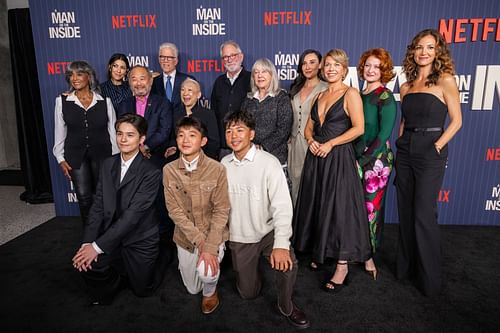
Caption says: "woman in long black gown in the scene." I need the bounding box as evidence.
[293,49,371,293]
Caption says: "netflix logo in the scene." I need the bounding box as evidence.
[439,18,500,43]
[187,59,225,73]
[47,61,71,75]
[438,189,451,203]
[486,148,500,161]
[112,14,157,29]
[264,11,312,26]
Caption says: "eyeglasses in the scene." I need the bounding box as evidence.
[222,53,240,62]
[159,55,177,62]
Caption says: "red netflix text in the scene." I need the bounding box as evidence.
[47,61,71,75]
[187,59,225,73]
[439,18,500,43]
[112,15,157,29]
[438,190,450,203]
[486,148,500,161]
[264,11,312,26]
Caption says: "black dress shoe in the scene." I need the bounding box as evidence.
[280,302,310,329]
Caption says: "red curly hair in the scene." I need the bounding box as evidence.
[357,48,396,84]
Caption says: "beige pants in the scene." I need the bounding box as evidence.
[176,243,225,296]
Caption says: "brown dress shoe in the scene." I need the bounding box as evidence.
[201,290,220,314]
[280,302,310,329]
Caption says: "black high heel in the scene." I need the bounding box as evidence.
[323,262,349,293]
[309,261,319,271]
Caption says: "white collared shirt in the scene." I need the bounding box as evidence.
[253,90,276,102]
[163,69,177,89]
[52,91,119,164]
[229,144,256,166]
[227,67,243,85]
[120,151,139,182]
[181,154,200,172]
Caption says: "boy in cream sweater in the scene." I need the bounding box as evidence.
[221,110,310,329]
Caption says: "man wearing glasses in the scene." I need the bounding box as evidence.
[152,42,195,111]
[210,40,251,159]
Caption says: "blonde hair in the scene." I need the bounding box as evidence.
[321,49,349,79]
[249,58,281,97]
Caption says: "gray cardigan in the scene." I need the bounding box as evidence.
[241,90,293,164]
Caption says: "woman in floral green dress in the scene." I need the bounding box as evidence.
[355,48,397,279]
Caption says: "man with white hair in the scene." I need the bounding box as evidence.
[152,42,195,111]
[210,40,251,159]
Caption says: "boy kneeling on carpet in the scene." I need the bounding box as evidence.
[72,113,167,305]
[163,116,230,314]
[221,110,310,329]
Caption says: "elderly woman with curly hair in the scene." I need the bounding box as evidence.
[53,60,119,225]
[395,29,462,296]
[355,48,397,280]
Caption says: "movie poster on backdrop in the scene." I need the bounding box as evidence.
[29,0,499,225]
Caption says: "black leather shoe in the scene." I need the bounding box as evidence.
[280,302,310,329]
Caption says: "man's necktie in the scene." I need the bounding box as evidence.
[165,75,173,102]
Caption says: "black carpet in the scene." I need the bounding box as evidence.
[1,218,499,333]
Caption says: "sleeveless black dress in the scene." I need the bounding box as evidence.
[292,95,371,264]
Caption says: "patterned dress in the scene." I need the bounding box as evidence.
[354,86,397,252]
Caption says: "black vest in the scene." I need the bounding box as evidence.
[61,95,112,168]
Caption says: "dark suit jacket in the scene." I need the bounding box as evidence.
[151,71,195,111]
[116,94,172,167]
[82,153,161,254]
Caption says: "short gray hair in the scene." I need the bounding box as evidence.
[159,42,178,57]
[219,40,242,57]
[65,60,99,92]
[181,78,201,91]
[249,58,281,97]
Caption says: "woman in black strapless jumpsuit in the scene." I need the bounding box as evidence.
[395,29,462,297]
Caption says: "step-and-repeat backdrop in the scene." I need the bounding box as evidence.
[29,0,499,225]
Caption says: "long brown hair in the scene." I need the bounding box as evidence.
[403,29,455,87]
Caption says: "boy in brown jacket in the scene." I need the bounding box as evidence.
[163,116,230,314]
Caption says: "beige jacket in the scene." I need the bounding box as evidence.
[163,151,230,256]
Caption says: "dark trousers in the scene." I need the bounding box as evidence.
[229,231,298,314]
[395,145,446,296]
[69,155,101,225]
[82,232,166,301]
